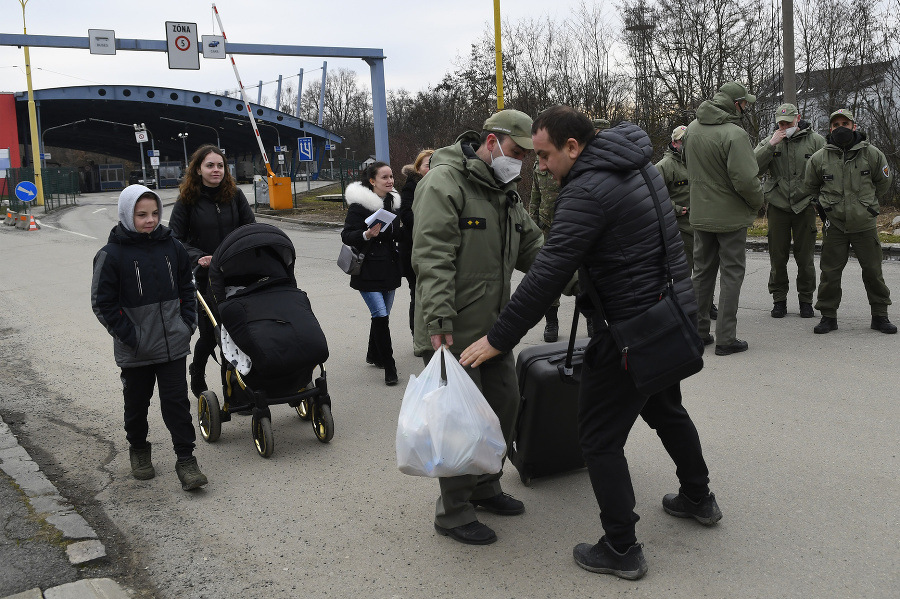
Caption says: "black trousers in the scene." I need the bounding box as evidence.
[194,283,217,370]
[121,356,196,459]
[578,334,711,547]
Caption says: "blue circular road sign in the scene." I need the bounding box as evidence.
[15,181,38,202]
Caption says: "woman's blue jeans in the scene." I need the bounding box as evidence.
[360,290,395,318]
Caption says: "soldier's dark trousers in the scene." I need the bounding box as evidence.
[815,226,891,317]
[693,228,747,345]
[767,204,818,304]
[578,334,711,547]
[421,350,520,529]
[121,356,196,459]
[680,229,695,273]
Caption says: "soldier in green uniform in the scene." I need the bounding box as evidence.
[804,108,896,334]
[755,103,825,319]
[656,125,718,323]
[530,159,562,341]
[529,118,609,342]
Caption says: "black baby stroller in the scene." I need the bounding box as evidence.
[194,223,333,457]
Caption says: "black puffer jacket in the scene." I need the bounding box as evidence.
[341,182,402,292]
[397,167,421,280]
[169,186,255,286]
[487,122,696,351]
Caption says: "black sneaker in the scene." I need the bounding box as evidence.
[771,300,787,318]
[129,444,155,480]
[573,537,648,580]
[715,339,748,356]
[871,315,897,334]
[434,521,497,545]
[662,491,722,525]
[814,316,838,334]
[543,320,559,343]
[799,302,815,318]
[470,492,525,515]
[710,303,718,320]
[188,363,206,400]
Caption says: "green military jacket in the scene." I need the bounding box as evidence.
[529,161,560,233]
[684,92,764,232]
[755,123,825,213]
[804,136,892,234]
[411,131,544,355]
[655,146,692,234]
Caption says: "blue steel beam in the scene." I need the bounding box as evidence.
[0,33,389,161]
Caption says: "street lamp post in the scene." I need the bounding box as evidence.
[134,123,148,185]
[178,132,189,172]
[160,116,221,150]
[40,119,87,169]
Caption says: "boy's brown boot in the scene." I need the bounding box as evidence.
[129,444,155,480]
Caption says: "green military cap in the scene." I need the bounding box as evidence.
[775,103,799,123]
[719,81,756,103]
[671,125,687,141]
[829,108,855,123]
[592,118,611,130]
[483,109,534,150]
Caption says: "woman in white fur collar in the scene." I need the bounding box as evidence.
[340,162,403,386]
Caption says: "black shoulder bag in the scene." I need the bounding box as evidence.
[578,167,704,396]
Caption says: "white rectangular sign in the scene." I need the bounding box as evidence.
[150,156,160,167]
[202,35,226,59]
[135,131,149,144]
[88,29,116,55]
[165,22,200,70]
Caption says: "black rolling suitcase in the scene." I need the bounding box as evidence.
[511,320,588,486]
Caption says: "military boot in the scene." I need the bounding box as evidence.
[129,443,155,480]
[771,300,787,318]
[814,316,838,334]
[542,306,559,343]
[871,315,897,334]
[175,456,208,491]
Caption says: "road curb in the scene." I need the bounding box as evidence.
[0,417,129,598]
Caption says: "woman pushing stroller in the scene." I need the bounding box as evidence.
[169,144,255,399]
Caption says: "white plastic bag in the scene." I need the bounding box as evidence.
[396,347,507,477]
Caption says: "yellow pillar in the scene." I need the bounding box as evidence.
[20,0,46,207]
[493,0,504,110]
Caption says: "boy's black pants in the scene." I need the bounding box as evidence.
[121,356,196,459]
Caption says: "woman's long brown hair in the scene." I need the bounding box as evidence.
[177,144,237,205]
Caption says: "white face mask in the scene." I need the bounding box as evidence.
[490,142,523,184]
[785,126,798,138]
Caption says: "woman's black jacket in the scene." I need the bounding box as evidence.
[340,181,402,292]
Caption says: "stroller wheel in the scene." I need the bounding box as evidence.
[251,414,274,458]
[295,398,312,421]
[198,391,222,443]
[312,403,334,443]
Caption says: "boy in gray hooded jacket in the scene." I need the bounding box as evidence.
[91,185,208,491]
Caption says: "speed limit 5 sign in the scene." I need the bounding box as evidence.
[165,22,200,70]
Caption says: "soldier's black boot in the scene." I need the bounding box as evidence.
[543,306,559,343]
[799,302,815,318]
[871,315,897,334]
[771,300,787,318]
[814,316,838,334]
[373,316,398,385]
[365,319,384,368]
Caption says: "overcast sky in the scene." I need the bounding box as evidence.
[0,0,618,102]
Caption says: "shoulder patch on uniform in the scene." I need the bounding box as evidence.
[884,165,891,178]
[675,179,688,186]
[459,217,487,230]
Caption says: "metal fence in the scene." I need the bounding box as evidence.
[4,167,80,213]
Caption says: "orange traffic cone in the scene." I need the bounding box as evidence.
[25,214,40,231]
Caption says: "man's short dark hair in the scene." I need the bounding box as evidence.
[531,105,595,150]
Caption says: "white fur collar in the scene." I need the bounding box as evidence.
[344,181,400,212]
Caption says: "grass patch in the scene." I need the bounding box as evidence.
[751,208,900,243]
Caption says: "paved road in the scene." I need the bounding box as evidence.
[0,193,897,598]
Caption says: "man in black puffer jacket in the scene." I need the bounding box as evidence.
[461,106,721,580]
